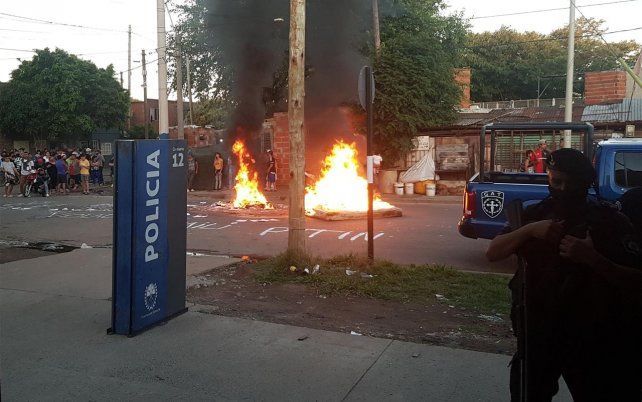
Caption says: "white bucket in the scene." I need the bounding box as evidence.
[426,183,436,197]
[404,182,414,195]
[394,182,404,195]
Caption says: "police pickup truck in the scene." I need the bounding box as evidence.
[458,122,642,240]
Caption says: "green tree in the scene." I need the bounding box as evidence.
[372,0,468,164]
[464,27,553,101]
[128,124,158,140]
[191,96,233,129]
[167,0,239,100]
[465,18,640,102]
[0,48,129,144]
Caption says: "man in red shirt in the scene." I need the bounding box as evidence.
[530,139,550,173]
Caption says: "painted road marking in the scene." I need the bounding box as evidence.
[259,227,385,242]
[4,203,387,241]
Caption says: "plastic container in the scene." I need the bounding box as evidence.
[414,180,427,194]
[394,182,404,195]
[381,170,399,194]
[404,182,414,195]
[426,183,436,197]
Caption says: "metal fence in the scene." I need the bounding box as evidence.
[492,131,584,172]
[471,97,584,110]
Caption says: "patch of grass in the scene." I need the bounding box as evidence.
[251,253,511,316]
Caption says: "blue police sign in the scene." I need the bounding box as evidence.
[110,139,187,336]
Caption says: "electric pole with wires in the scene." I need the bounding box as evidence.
[156,0,169,138]
[186,58,194,126]
[176,39,184,140]
[372,0,381,55]
[563,0,575,149]
[142,49,149,140]
[128,24,132,130]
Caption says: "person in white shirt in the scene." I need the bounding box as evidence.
[1,153,19,197]
[16,151,34,196]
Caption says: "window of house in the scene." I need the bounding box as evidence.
[101,142,113,155]
[91,140,100,150]
[262,130,273,153]
[149,108,159,122]
[614,152,642,188]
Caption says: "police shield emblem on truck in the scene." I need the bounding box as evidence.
[481,190,504,218]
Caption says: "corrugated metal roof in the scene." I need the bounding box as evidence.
[456,106,585,126]
[449,99,641,130]
[581,99,642,122]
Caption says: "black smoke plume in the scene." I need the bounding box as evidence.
[206,0,375,165]
[205,0,288,137]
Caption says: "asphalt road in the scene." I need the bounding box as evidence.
[0,195,515,274]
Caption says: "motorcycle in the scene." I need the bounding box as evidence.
[33,168,49,197]
[23,169,37,197]
[23,169,49,197]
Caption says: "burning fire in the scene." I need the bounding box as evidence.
[232,140,272,209]
[305,141,394,215]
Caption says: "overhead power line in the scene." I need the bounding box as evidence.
[471,0,639,20]
[0,47,128,59]
[0,12,129,33]
[467,26,642,49]
[0,47,39,53]
[119,57,161,75]
[575,1,642,72]
[0,12,150,39]
[2,25,639,57]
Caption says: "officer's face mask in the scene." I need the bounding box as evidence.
[548,170,589,207]
[548,185,587,203]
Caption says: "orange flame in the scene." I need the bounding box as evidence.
[305,141,394,215]
[232,140,272,209]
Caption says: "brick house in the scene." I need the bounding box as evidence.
[130,99,179,134]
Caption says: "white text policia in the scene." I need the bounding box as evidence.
[144,150,161,262]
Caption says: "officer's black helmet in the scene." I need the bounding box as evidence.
[545,148,596,185]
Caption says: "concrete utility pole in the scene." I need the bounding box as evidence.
[288,0,306,256]
[128,25,132,130]
[142,50,149,140]
[120,72,124,87]
[186,58,194,126]
[156,0,169,137]
[372,0,381,54]
[563,0,575,148]
[175,40,185,140]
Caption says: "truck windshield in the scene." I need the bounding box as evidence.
[614,151,642,188]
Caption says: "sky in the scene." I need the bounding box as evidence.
[0,0,640,100]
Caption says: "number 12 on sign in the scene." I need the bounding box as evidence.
[172,152,184,167]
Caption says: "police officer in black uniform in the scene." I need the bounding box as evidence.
[486,148,641,401]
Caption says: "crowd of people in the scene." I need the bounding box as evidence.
[1,146,276,196]
[0,147,112,197]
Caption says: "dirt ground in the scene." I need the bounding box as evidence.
[187,262,516,355]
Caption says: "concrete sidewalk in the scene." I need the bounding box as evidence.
[1,249,571,401]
